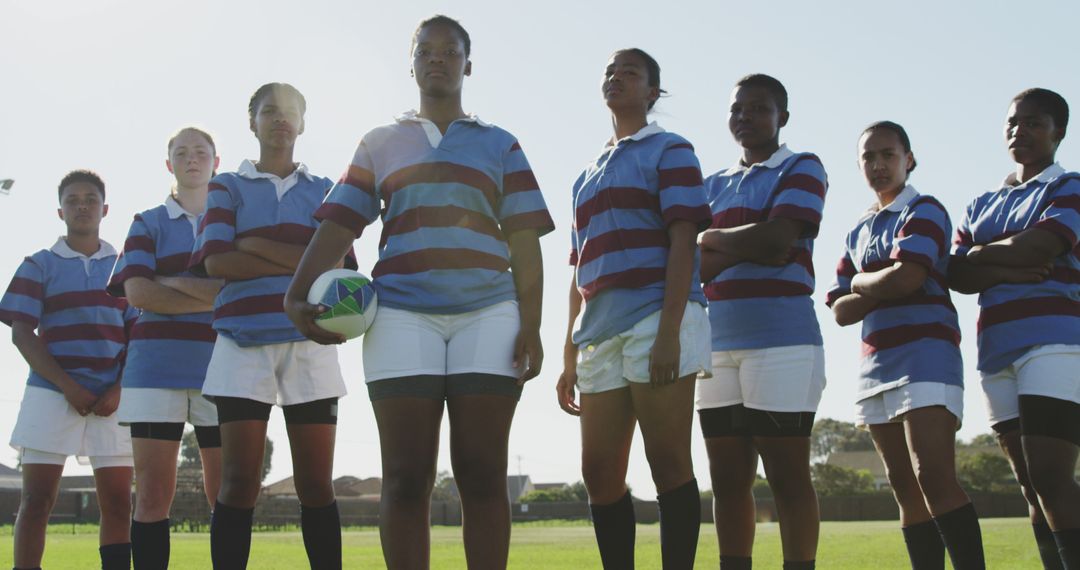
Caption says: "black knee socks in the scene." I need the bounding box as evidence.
[902,519,945,570]
[211,501,254,570]
[300,501,342,570]
[782,560,815,570]
[720,555,752,569]
[1034,521,1065,570]
[131,518,170,570]
[657,479,701,570]
[99,542,131,570]
[591,491,636,570]
[1054,527,1080,569]
[933,502,985,570]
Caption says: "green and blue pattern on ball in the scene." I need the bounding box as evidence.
[316,276,374,321]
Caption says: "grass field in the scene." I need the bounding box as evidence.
[0,518,1044,568]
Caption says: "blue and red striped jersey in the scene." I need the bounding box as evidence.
[109,196,216,389]
[951,164,1080,373]
[316,113,554,314]
[705,145,828,350]
[1,239,136,395]
[569,123,711,347]
[827,186,963,400]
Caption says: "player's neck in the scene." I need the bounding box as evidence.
[1015,157,1055,184]
[255,148,297,180]
[609,112,647,144]
[173,185,208,215]
[64,232,101,256]
[418,95,466,134]
[741,140,780,167]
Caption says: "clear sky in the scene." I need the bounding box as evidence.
[1,0,1077,498]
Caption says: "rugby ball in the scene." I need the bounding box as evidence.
[306,269,378,340]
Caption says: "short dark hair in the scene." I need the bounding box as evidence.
[862,120,917,174]
[247,83,307,122]
[613,48,667,110]
[57,169,105,203]
[735,73,788,112]
[1013,87,1070,131]
[413,15,471,57]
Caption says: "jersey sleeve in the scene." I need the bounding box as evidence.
[825,246,857,308]
[891,199,951,270]
[497,139,556,238]
[0,257,45,328]
[768,155,828,238]
[188,180,238,277]
[107,214,157,296]
[1034,176,1080,249]
[315,139,381,238]
[657,141,711,230]
[951,200,977,258]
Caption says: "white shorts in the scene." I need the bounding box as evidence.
[201,335,346,406]
[10,385,133,461]
[855,382,964,428]
[575,302,711,395]
[20,447,133,469]
[363,301,522,382]
[980,344,1080,424]
[697,344,826,412]
[117,388,218,426]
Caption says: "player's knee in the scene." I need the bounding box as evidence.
[382,467,435,505]
[294,479,335,507]
[19,490,56,520]
[453,464,507,502]
[1027,459,1077,502]
[766,471,814,503]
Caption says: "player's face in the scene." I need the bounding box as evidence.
[858,129,913,194]
[728,85,788,149]
[412,23,470,97]
[57,182,107,234]
[1005,98,1063,167]
[602,51,657,114]
[249,88,305,149]
[167,131,219,189]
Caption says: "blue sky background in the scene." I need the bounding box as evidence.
[1,0,1077,496]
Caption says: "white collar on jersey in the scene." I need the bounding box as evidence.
[1001,162,1065,189]
[724,144,795,175]
[396,110,490,148]
[164,195,198,220]
[605,122,665,149]
[50,237,116,260]
[881,184,920,213]
[237,159,312,182]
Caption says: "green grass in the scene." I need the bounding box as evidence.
[0,518,1043,569]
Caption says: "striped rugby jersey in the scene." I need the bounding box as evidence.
[827,186,962,400]
[108,196,216,389]
[951,163,1080,373]
[569,123,711,347]
[704,144,827,350]
[0,238,136,395]
[316,112,555,314]
[190,161,357,346]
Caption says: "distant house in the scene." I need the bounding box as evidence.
[446,475,535,502]
[333,476,382,500]
[262,476,296,497]
[532,482,569,492]
[0,463,20,491]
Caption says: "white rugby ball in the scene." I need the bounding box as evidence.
[306,269,378,340]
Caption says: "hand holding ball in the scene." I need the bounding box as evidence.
[306,269,378,340]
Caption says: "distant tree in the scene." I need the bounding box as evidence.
[752,475,773,498]
[568,481,589,502]
[961,433,999,449]
[431,471,455,501]
[811,463,876,496]
[957,451,1013,493]
[261,437,274,483]
[520,488,576,503]
[810,418,875,462]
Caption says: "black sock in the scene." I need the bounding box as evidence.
[1054,528,1080,569]
[131,518,170,570]
[782,561,815,570]
[1035,522,1065,570]
[590,491,635,570]
[211,501,254,570]
[720,555,752,569]
[99,543,131,570]
[933,503,985,570]
[902,519,945,570]
[657,479,701,570]
[300,501,342,570]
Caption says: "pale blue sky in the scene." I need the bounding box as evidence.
[1,0,1077,497]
